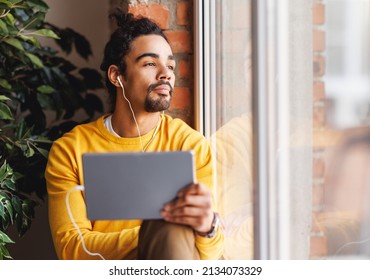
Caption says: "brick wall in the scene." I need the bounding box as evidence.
[311,0,327,259]
[110,0,194,127]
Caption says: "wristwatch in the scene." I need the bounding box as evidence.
[196,212,220,238]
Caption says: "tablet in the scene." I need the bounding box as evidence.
[82,151,195,220]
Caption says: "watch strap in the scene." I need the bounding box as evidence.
[196,212,220,238]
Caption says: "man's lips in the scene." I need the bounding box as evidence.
[153,85,171,94]
[147,81,173,96]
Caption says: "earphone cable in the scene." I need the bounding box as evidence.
[66,185,106,260]
[117,77,144,152]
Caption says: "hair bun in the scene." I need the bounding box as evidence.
[110,8,134,29]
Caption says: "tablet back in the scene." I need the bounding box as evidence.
[82,151,194,220]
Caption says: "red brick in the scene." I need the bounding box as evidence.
[312,184,324,209]
[313,55,325,77]
[313,81,325,101]
[164,31,192,53]
[313,158,325,179]
[313,29,325,52]
[311,212,325,233]
[128,4,170,30]
[313,3,325,25]
[313,105,326,128]
[310,236,327,257]
[177,58,192,80]
[177,1,190,26]
[170,87,191,109]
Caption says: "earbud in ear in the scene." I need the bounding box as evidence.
[116,76,124,89]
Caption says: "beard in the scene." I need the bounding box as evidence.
[144,81,173,112]
[144,92,172,112]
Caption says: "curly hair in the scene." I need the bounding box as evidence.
[100,9,168,109]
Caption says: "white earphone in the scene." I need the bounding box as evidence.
[116,76,124,89]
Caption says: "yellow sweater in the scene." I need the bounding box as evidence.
[45,114,223,260]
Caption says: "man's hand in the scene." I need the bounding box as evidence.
[160,183,214,234]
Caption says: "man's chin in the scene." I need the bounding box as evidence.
[144,99,171,112]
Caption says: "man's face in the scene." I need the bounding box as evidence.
[120,34,176,113]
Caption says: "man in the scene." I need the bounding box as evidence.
[45,9,223,260]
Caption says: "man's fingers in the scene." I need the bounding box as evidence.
[177,183,210,197]
[163,191,211,211]
[162,205,210,218]
[160,208,213,232]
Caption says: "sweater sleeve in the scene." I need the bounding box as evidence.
[45,138,139,260]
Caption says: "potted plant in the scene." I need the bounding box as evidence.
[0,0,104,259]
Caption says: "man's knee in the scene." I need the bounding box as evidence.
[138,220,200,260]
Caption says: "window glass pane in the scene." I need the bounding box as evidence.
[209,0,253,259]
[314,0,370,259]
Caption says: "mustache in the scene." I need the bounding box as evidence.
[147,81,173,95]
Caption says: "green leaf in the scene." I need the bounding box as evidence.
[0,95,11,101]
[22,199,36,220]
[4,38,24,51]
[37,85,54,94]
[0,165,13,190]
[0,0,12,9]
[0,202,5,220]
[4,12,14,26]
[24,145,35,157]
[3,179,15,191]
[33,146,49,158]
[0,230,14,244]
[32,28,59,39]
[0,102,13,120]
[0,79,12,90]
[18,34,41,48]
[25,52,43,68]
[11,196,22,214]
[0,191,10,201]
[7,0,24,4]
[0,160,7,181]
[0,0,12,6]
[0,243,13,260]
[27,0,49,12]
[4,199,13,224]
[0,19,9,35]
[22,11,45,30]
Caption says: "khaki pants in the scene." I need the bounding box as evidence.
[138,220,200,260]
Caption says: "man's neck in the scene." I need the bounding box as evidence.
[111,109,161,138]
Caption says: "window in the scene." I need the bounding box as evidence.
[197,0,314,260]
[197,0,370,260]
[316,0,370,259]
[195,0,254,259]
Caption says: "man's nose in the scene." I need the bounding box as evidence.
[157,65,172,80]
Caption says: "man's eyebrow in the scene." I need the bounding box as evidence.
[135,53,175,62]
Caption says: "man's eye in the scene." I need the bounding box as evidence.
[167,65,175,71]
[145,62,156,67]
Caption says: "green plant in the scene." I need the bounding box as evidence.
[0,0,104,259]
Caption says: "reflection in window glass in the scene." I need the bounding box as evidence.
[208,0,253,259]
[326,0,370,128]
[316,0,370,259]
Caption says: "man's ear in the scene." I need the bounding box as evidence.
[107,65,121,87]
